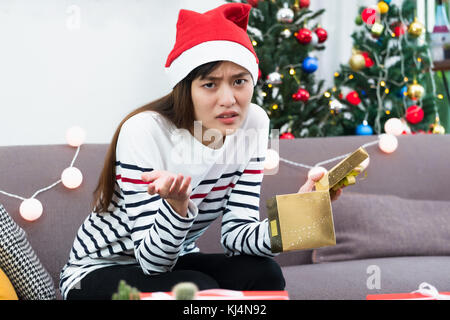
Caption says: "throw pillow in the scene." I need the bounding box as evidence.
[0,267,18,300]
[0,204,56,299]
[312,193,450,263]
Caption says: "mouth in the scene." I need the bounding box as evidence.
[216,113,239,124]
[216,112,239,119]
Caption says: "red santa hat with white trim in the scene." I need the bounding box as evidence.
[165,3,259,88]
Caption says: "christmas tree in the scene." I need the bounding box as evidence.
[227,0,332,138]
[326,0,446,136]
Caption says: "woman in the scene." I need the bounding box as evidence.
[60,3,341,300]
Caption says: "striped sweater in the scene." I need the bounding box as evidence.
[59,103,276,299]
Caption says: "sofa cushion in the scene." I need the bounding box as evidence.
[312,193,450,263]
[0,267,18,300]
[0,204,56,300]
[282,256,450,300]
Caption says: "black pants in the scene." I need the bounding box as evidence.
[66,253,285,300]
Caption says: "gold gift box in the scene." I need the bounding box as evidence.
[267,147,369,253]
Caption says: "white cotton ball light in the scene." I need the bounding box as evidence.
[360,157,370,171]
[308,166,327,180]
[61,167,83,189]
[20,198,43,222]
[66,126,86,147]
[378,134,398,153]
[384,118,403,136]
[264,149,280,175]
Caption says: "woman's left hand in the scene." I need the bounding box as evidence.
[297,167,343,202]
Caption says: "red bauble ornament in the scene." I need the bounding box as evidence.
[346,91,361,105]
[280,132,295,139]
[258,69,262,80]
[361,7,377,25]
[314,27,328,43]
[296,28,313,44]
[247,0,259,8]
[361,52,374,67]
[299,0,310,9]
[393,23,407,37]
[405,105,424,124]
[292,88,310,102]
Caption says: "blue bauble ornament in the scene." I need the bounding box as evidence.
[302,57,318,73]
[383,0,391,4]
[356,122,373,135]
[398,86,407,98]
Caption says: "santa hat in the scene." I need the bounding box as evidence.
[165,3,259,88]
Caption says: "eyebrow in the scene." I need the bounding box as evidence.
[200,71,251,81]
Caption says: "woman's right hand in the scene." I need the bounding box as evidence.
[141,170,192,217]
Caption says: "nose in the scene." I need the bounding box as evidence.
[217,84,236,107]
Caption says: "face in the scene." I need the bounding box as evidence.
[191,61,254,147]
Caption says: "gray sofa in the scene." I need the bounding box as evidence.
[1,134,449,300]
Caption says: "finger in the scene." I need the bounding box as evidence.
[157,176,175,198]
[142,170,161,182]
[331,188,342,201]
[178,175,192,196]
[169,173,184,194]
[308,167,327,182]
[298,178,316,193]
[360,157,370,171]
[147,182,156,195]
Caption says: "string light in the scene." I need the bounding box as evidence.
[378,134,398,154]
[272,104,279,110]
[349,74,354,80]
[264,149,280,175]
[289,68,296,75]
[19,198,43,222]
[0,127,86,221]
[384,117,403,136]
[61,167,83,189]
[271,139,383,173]
[66,126,86,147]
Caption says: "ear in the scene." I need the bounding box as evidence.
[221,3,251,31]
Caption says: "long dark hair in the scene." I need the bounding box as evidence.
[92,61,222,213]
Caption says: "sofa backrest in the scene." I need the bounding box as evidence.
[1,134,449,290]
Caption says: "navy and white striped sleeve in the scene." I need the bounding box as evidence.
[115,115,198,275]
[220,113,277,257]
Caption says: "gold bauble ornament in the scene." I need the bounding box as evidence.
[349,52,366,71]
[432,124,446,134]
[408,18,425,37]
[378,1,389,14]
[407,80,425,100]
[431,118,446,134]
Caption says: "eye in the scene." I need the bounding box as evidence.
[234,79,247,86]
[202,82,215,89]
